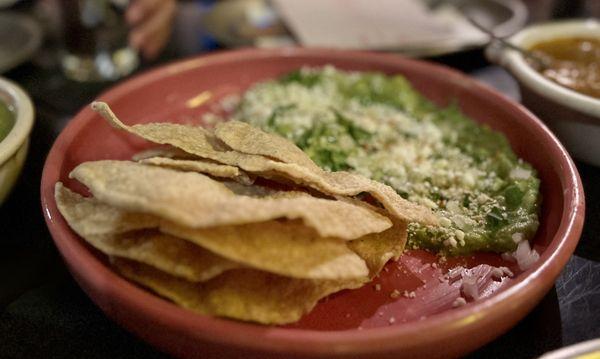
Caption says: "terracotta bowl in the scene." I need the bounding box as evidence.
[41,48,584,358]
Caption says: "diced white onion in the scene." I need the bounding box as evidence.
[513,240,540,271]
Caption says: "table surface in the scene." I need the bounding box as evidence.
[1,6,600,359]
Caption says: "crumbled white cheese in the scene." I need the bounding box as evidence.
[420,198,439,209]
[443,237,458,248]
[462,172,476,188]
[439,217,452,227]
[452,297,467,307]
[512,232,524,243]
[455,229,465,241]
[510,167,531,180]
[219,94,241,112]
[403,290,416,298]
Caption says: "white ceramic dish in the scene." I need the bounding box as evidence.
[487,19,600,166]
[0,77,34,205]
[204,0,528,57]
[539,338,600,359]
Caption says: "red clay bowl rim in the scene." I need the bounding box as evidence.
[41,48,585,356]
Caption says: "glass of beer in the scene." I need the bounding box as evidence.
[60,0,139,82]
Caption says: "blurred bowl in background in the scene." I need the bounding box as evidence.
[487,19,600,166]
[0,12,42,74]
[0,0,19,9]
[539,338,600,359]
[203,0,527,57]
[0,77,34,206]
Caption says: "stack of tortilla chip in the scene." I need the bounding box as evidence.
[55,102,437,325]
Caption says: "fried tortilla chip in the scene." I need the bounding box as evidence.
[139,157,253,184]
[227,158,439,226]
[219,181,278,197]
[92,101,231,158]
[114,258,360,324]
[348,222,408,277]
[161,220,368,280]
[70,161,392,239]
[91,102,436,226]
[131,147,197,161]
[55,183,238,282]
[88,230,238,282]
[55,182,159,234]
[57,182,367,280]
[214,120,320,171]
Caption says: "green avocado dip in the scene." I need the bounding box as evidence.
[212,66,541,256]
[0,100,14,142]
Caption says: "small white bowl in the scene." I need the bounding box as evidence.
[539,338,600,359]
[487,19,600,166]
[0,77,34,205]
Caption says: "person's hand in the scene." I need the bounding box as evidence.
[126,0,176,60]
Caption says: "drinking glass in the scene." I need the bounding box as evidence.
[60,0,139,82]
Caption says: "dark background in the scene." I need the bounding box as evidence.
[0,1,599,358]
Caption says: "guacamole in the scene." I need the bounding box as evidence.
[0,101,14,142]
[222,66,540,256]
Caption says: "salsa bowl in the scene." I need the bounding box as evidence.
[0,77,33,206]
[486,19,600,166]
[41,48,584,358]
